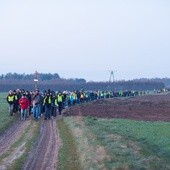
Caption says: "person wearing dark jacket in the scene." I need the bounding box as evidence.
[43,91,52,120]
[32,89,41,121]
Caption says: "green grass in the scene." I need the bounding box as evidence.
[84,116,170,170]
[0,92,17,133]
[57,119,82,170]
[63,116,111,170]
[61,116,170,170]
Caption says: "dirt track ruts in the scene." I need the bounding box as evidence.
[0,120,31,157]
[23,119,60,170]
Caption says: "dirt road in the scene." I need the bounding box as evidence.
[23,119,60,170]
[0,120,31,157]
[0,117,60,170]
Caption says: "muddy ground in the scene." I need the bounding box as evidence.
[64,93,170,122]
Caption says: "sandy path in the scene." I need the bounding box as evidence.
[0,120,31,157]
[23,119,60,170]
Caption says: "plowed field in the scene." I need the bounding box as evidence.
[64,93,170,122]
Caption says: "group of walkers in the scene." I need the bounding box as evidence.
[6,88,168,121]
[6,89,64,121]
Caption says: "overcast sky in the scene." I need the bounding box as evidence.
[0,0,170,81]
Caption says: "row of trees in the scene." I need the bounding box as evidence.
[0,72,167,92]
[133,78,170,88]
[0,72,60,81]
[0,73,86,84]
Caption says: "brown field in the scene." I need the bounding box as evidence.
[64,93,170,122]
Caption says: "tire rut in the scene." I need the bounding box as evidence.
[24,119,60,170]
[0,120,31,157]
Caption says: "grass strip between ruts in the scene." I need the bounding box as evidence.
[57,118,81,170]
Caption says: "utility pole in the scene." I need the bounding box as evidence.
[34,70,39,90]
[109,70,116,82]
[107,70,117,91]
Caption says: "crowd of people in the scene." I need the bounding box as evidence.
[6,88,64,121]
[6,88,168,121]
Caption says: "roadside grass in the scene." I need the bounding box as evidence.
[3,120,41,170]
[57,118,82,170]
[84,116,170,170]
[63,116,170,170]
[64,116,111,170]
[0,92,17,133]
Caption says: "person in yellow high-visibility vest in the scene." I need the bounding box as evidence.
[51,93,58,118]
[13,90,19,114]
[43,91,52,120]
[57,92,63,115]
[6,90,15,116]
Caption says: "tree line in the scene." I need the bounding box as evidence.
[0,73,166,92]
[0,72,85,82]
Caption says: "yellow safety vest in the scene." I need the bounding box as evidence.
[43,96,52,104]
[8,95,14,102]
[58,95,63,102]
[14,95,18,100]
[48,97,52,104]
[55,99,58,106]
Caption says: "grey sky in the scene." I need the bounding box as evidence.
[0,0,170,81]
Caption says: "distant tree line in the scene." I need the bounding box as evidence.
[0,72,68,81]
[0,73,165,92]
[132,78,170,88]
[0,72,86,83]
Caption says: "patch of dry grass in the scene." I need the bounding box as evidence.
[57,119,81,170]
[64,116,111,169]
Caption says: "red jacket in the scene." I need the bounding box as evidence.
[19,97,30,109]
